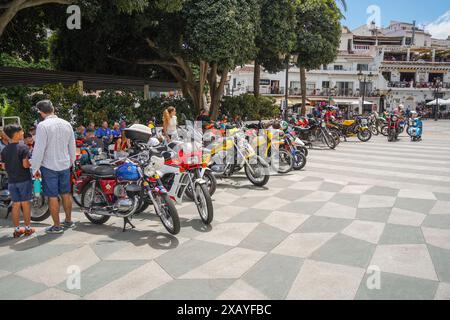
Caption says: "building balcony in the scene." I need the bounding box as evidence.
[387,81,450,90]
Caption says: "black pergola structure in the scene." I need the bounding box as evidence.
[0,66,180,98]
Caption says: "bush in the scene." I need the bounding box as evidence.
[221,94,280,120]
[0,84,196,130]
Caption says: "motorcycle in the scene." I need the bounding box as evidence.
[160,141,214,225]
[283,129,307,171]
[0,171,51,222]
[80,149,180,235]
[247,126,294,174]
[385,113,401,142]
[205,128,270,187]
[330,116,372,142]
[293,117,337,150]
[407,116,423,142]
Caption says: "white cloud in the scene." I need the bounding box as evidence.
[425,11,450,39]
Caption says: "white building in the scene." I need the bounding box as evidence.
[228,21,450,115]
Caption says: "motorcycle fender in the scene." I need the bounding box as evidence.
[153,186,168,195]
[360,126,369,131]
[195,178,207,186]
[257,156,270,168]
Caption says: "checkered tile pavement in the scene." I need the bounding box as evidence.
[1,121,450,300]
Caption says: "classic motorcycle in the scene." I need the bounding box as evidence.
[80,150,180,234]
[247,126,294,174]
[0,171,51,222]
[293,117,337,150]
[385,113,401,142]
[205,128,270,187]
[160,141,214,225]
[330,117,372,142]
[407,115,423,142]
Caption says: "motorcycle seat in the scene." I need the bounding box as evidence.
[294,126,310,133]
[81,165,115,177]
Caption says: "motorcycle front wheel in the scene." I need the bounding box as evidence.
[154,193,180,235]
[357,129,372,142]
[194,183,214,225]
[321,131,337,150]
[245,158,270,187]
[273,149,293,174]
[381,125,389,137]
[293,152,307,171]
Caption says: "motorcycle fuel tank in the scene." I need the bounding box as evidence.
[116,163,141,182]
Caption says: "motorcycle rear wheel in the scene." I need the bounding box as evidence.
[81,184,111,225]
[30,196,51,222]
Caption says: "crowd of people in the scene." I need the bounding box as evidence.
[0,99,181,238]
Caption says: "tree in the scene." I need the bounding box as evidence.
[0,0,73,37]
[253,0,296,97]
[294,0,345,115]
[0,0,172,38]
[50,0,259,119]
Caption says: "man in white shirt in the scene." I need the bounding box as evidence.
[31,100,76,234]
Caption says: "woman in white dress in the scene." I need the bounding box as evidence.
[163,106,178,141]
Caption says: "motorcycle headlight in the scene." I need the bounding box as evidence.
[150,156,164,170]
[144,165,156,177]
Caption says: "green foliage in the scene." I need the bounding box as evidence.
[256,0,297,72]
[184,0,259,69]
[0,84,195,130]
[221,94,279,120]
[0,53,53,69]
[294,0,343,70]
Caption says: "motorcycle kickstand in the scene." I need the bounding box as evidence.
[123,217,136,232]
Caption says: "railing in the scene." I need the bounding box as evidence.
[388,81,450,89]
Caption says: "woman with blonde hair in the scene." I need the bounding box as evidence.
[163,106,178,140]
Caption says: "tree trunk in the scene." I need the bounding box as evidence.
[253,61,261,98]
[300,66,307,116]
[209,68,228,121]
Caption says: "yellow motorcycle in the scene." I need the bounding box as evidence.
[331,117,372,142]
[204,128,270,187]
[248,128,293,174]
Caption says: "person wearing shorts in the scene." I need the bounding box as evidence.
[0,124,35,238]
[31,100,76,234]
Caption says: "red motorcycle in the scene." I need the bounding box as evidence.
[386,113,401,142]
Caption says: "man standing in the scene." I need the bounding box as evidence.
[31,100,76,234]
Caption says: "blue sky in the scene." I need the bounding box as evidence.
[340,0,450,39]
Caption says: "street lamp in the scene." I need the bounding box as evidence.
[432,79,442,121]
[358,71,374,114]
[283,54,299,121]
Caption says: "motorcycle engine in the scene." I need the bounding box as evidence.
[113,185,133,213]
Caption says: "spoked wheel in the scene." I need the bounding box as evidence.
[272,149,293,174]
[357,129,372,142]
[370,125,379,136]
[330,131,341,146]
[245,157,270,187]
[81,184,111,225]
[194,183,214,225]
[153,193,180,235]
[381,125,389,137]
[185,170,217,199]
[298,146,309,158]
[321,132,336,149]
[292,152,307,171]
[30,196,51,222]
